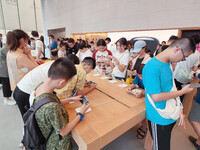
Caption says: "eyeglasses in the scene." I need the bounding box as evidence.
[181,49,186,61]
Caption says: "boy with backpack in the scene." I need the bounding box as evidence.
[23,58,90,150]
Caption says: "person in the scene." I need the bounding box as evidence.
[30,57,90,150]
[129,40,151,77]
[76,40,92,61]
[90,41,96,52]
[29,38,35,50]
[105,37,111,46]
[174,34,200,101]
[67,54,80,64]
[188,72,200,150]
[109,37,130,80]
[49,35,58,59]
[58,43,67,58]
[0,33,3,48]
[6,29,38,91]
[31,31,44,59]
[0,45,16,105]
[13,57,95,117]
[143,37,196,150]
[92,39,112,74]
[68,38,79,55]
[40,35,46,58]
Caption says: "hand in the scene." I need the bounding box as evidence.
[23,46,32,56]
[80,103,90,114]
[113,57,119,65]
[90,83,97,89]
[181,84,194,95]
[36,59,44,65]
[128,70,136,76]
[69,95,82,102]
[135,92,142,98]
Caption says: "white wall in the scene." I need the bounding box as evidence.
[41,0,200,36]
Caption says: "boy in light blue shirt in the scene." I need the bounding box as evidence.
[143,37,195,150]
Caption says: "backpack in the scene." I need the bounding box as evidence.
[22,97,57,150]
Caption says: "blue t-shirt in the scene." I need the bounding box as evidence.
[51,41,58,56]
[143,58,176,125]
[195,74,200,104]
[132,74,144,89]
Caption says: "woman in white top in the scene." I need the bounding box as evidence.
[76,40,92,61]
[109,37,130,80]
[58,44,67,58]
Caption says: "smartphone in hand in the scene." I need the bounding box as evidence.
[80,95,90,105]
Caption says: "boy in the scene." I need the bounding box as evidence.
[143,37,195,150]
[31,58,90,150]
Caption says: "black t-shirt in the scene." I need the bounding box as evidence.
[133,57,144,70]
[68,42,78,55]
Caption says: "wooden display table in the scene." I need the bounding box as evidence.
[64,71,146,150]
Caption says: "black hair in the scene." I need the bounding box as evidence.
[6,29,29,51]
[190,34,200,44]
[68,38,75,43]
[49,35,55,39]
[136,64,145,74]
[105,37,111,42]
[97,39,106,47]
[168,35,178,43]
[82,57,96,69]
[117,37,127,47]
[31,31,39,37]
[78,40,87,49]
[48,57,77,80]
[161,41,166,44]
[90,41,94,44]
[169,37,196,53]
[67,54,80,65]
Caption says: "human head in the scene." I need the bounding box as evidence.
[78,40,87,52]
[48,57,77,89]
[168,37,196,63]
[136,64,145,79]
[190,34,200,45]
[60,43,66,51]
[68,38,75,48]
[167,35,178,45]
[0,33,2,38]
[49,35,55,42]
[97,39,106,52]
[161,41,166,46]
[40,36,44,43]
[133,40,146,54]
[67,54,80,64]
[105,37,111,45]
[116,37,127,52]
[6,29,29,51]
[31,31,39,38]
[90,41,94,45]
[82,57,96,74]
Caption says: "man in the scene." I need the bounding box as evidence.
[68,38,78,55]
[31,31,44,59]
[0,33,3,48]
[143,37,196,150]
[49,35,58,59]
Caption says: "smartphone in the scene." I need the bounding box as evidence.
[190,83,200,88]
[69,87,78,97]
[80,95,90,105]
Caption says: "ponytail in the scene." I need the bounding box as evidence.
[6,29,29,51]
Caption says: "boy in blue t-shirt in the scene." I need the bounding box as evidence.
[143,37,195,150]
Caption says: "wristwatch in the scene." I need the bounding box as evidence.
[76,112,85,121]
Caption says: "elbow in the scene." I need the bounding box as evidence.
[151,94,160,102]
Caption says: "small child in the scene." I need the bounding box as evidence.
[127,64,145,98]
[30,58,90,149]
[58,44,67,58]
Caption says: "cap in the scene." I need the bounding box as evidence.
[133,40,146,53]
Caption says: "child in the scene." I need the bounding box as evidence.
[92,39,112,74]
[58,44,67,58]
[109,37,130,80]
[76,40,92,61]
[127,64,145,98]
[30,58,90,150]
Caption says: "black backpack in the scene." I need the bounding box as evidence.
[22,97,57,150]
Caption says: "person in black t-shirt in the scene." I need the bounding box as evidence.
[68,38,78,55]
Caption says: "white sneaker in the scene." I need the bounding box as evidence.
[18,143,24,149]
[4,99,16,105]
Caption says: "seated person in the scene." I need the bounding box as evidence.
[58,43,67,58]
[29,58,90,150]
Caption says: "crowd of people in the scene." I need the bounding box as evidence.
[0,29,200,150]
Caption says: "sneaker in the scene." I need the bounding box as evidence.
[4,99,16,105]
[18,143,24,149]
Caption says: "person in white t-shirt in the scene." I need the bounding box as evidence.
[108,37,130,80]
[92,39,112,74]
[31,31,44,59]
[58,44,67,58]
[76,40,92,61]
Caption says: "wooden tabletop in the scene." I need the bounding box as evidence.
[64,71,146,150]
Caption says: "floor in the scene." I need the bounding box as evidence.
[0,87,198,150]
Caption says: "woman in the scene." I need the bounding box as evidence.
[109,37,130,80]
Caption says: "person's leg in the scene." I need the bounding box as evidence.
[137,119,147,139]
[148,120,176,150]
[13,86,30,118]
[189,120,200,145]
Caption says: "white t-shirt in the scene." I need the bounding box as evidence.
[76,49,92,61]
[112,50,130,78]
[174,50,199,77]
[58,50,66,57]
[35,39,44,58]
[17,61,54,94]
[110,44,118,55]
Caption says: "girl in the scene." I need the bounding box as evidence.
[76,40,92,61]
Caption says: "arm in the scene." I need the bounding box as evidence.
[17,55,38,70]
[37,47,42,59]
[60,95,82,104]
[76,84,96,95]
